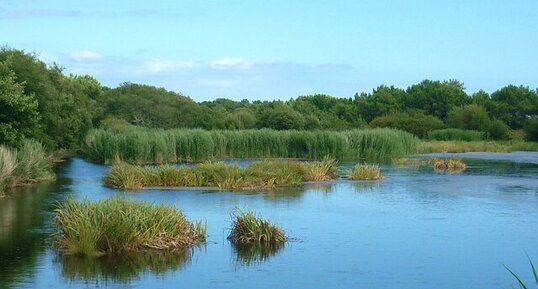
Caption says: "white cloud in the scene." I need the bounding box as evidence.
[140,60,196,74]
[209,58,254,70]
[69,50,103,61]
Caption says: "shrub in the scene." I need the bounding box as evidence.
[369,113,444,138]
[428,128,486,141]
[486,120,510,140]
[525,117,538,142]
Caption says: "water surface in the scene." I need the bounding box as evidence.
[1,154,538,289]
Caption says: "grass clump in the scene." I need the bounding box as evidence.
[104,159,338,191]
[0,139,54,194]
[432,158,466,172]
[300,156,337,181]
[227,209,287,244]
[52,197,206,256]
[346,164,383,180]
[84,128,419,164]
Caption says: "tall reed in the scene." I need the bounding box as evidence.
[53,198,206,256]
[84,128,418,164]
[0,139,54,194]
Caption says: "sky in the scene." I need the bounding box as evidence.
[1,0,537,101]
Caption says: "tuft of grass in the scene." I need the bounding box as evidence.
[301,156,337,181]
[84,128,419,164]
[104,159,340,191]
[0,139,54,194]
[52,197,206,256]
[227,209,287,244]
[432,158,466,172]
[346,163,383,180]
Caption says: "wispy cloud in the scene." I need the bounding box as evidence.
[0,8,82,19]
[69,51,103,61]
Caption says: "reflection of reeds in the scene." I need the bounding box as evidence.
[346,164,383,180]
[232,242,285,266]
[58,249,192,283]
[228,209,287,244]
[53,198,206,256]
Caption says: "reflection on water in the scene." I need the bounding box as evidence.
[232,242,285,266]
[56,249,193,284]
[1,155,538,289]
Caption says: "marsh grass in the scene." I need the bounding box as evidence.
[0,139,54,194]
[227,209,287,244]
[418,140,538,153]
[346,164,383,180]
[432,158,466,172]
[104,159,338,191]
[84,128,418,164]
[52,198,206,256]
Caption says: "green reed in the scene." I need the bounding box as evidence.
[227,209,287,244]
[83,128,418,164]
[52,198,206,256]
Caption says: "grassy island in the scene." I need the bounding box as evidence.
[53,198,206,256]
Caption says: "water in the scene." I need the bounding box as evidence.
[1,154,538,289]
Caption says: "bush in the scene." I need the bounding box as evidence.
[486,120,510,140]
[369,113,444,138]
[428,129,486,141]
[525,117,538,142]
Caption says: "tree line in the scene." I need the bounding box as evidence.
[1,48,538,150]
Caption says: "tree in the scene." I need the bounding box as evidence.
[405,80,470,121]
[489,85,538,129]
[355,85,406,122]
[0,61,40,147]
[447,104,490,131]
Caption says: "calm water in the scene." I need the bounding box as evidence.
[1,154,538,289]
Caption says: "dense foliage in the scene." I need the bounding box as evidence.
[1,47,537,153]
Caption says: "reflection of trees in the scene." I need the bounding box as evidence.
[0,181,59,289]
[58,249,192,284]
[232,242,285,266]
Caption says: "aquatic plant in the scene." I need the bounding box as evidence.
[104,159,339,191]
[227,209,287,244]
[83,128,419,164]
[504,258,538,289]
[417,140,538,154]
[52,198,206,256]
[432,158,466,172]
[0,139,54,194]
[300,156,337,181]
[346,163,383,180]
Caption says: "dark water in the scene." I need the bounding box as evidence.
[1,154,538,289]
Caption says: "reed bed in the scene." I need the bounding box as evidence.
[52,198,206,256]
[418,140,538,153]
[227,209,287,244]
[104,159,338,190]
[346,164,383,180]
[84,128,418,164]
[0,139,54,194]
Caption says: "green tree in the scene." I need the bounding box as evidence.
[405,80,470,121]
[447,104,490,131]
[489,85,538,129]
[355,85,406,122]
[0,61,40,147]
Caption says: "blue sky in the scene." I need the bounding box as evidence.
[1,0,537,101]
